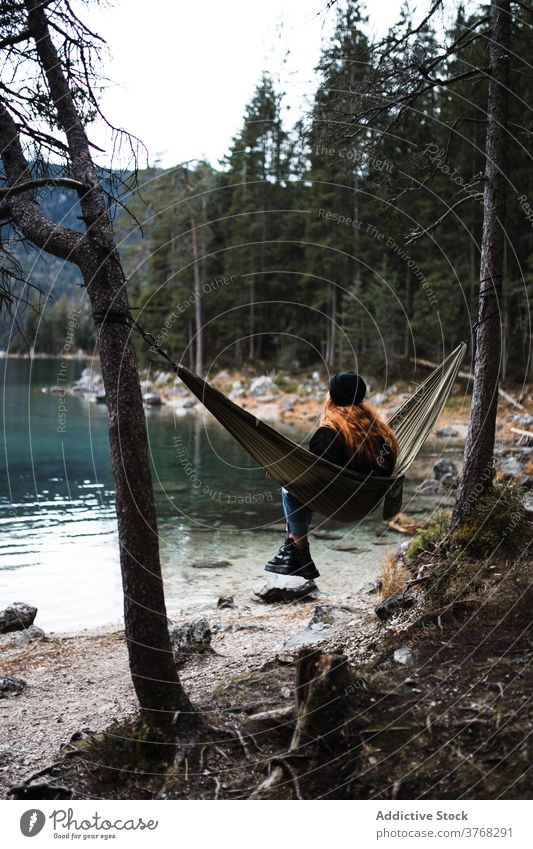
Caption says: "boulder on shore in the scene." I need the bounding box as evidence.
[143,392,163,407]
[250,376,276,397]
[253,574,318,603]
[0,602,37,634]
[168,618,212,667]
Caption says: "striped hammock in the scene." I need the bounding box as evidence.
[174,342,467,523]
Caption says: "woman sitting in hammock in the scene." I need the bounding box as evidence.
[265,370,399,581]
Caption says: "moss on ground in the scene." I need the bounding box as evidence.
[451,480,528,557]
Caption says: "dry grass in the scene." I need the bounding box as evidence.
[380,551,412,599]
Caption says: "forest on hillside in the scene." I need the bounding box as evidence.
[6,0,531,382]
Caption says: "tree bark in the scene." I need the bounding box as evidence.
[17,0,196,731]
[452,0,510,527]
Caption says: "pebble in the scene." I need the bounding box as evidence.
[394,647,414,665]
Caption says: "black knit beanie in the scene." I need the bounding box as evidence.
[329,371,367,406]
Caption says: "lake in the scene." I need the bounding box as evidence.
[0,359,447,632]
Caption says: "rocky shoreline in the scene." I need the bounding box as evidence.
[0,573,384,796]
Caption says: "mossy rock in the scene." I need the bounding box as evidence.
[451,481,528,557]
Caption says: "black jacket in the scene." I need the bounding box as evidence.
[309,426,396,477]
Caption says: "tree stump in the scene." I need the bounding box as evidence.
[250,649,354,799]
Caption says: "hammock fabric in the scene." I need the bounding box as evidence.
[172,342,467,523]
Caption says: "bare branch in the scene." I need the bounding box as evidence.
[0,28,30,49]
[0,101,85,262]
[405,194,483,245]
[0,176,88,197]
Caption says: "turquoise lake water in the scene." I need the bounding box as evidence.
[0,359,443,632]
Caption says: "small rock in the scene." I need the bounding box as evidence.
[497,457,524,477]
[70,368,103,395]
[374,592,416,622]
[17,625,45,645]
[231,380,242,390]
[143,392,163,406]
[0,675,26,698]
[183,398,198,409]
[216,596,235,609]
[234,623,265,632]
[168,619,212,667]
[435,426,459,438]
[229,388,245,400]
[385,384,398,396]
[283,624,329,650]
[433,458,459,481]
[281,687,291,699]
[310,530,342,540]
[311,371,321,382]
[0,748,12,766]
[331,541,360,551]
[280,395,299,412]
[508,413,533,426]
[188,559,231,569]
[0,602,37,634]
[394,647,414,664]
[250,376,276,397]
[211,624,232,634]
[308,604,339,626]
[253,574,318,603]
[155,371,171,387]
[395,540,410,560]
[358,578,382,595]
[276,651,296,664]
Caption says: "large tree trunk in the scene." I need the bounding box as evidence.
[20,0,196,731]
[451,0,510,527]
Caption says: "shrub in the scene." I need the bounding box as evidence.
[405,511,451,563]
[380,551,412,599]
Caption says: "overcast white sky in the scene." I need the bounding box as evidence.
[85,0,411,168]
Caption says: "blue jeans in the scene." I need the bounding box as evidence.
[281,487,313,537]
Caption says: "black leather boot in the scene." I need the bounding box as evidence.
[265,538,319,580]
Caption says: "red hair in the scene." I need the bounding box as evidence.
[320,396,399,469]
